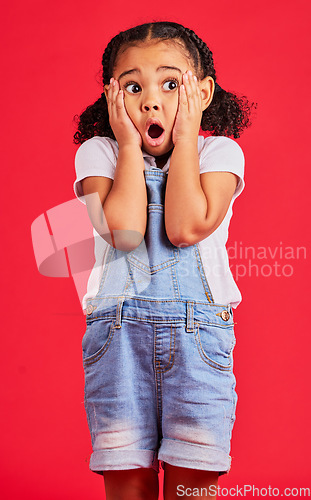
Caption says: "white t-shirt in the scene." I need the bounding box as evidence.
[73,135,245,310]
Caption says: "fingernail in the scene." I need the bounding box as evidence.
[194,75,197,82]
[188,70,192,76]
[110,77,113,83]
[184,73,188,80]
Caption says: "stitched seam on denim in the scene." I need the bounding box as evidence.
[87,315,186,324]
[154,323,176,373]
[194,244,214,303]
[198,321,235,329]
[87,296,229,306]
[170,263,181,298]
[230,382,238,424]
[158,373,163,424]
[127,254,179,274]
[115,298,124,327]
[148,204,163,212]
[144,170,166,177]
[154,323,160,368]
[186,302,194,332]
[123,261,134,294]
[86,316,116,324]
[194,324,232,371]
[154,325,163,427]
[94,244,110,297]
[126,246,180,274]
[197,320,234,355]
[194,245,214,303]
[86,315,234,327]
[148,209,163,214]
[83,324,116,366]
[96,246,114,295]
[163,324,176,374]
[85,302,232,322]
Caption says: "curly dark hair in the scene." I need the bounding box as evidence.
[73,21,256,144]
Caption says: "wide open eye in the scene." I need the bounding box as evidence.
[163,79,179,91]
[124,82,141,94]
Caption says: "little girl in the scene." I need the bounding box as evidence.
[73,21,254,500]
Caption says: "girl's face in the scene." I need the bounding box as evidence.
[112,40,198,157]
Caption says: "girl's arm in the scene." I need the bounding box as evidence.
[165,71,239,247]
[165,140,238,247]
[82,77,148,252]
[82,143,147,252]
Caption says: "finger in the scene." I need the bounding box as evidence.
[115,86,134,126]
[114,81,129,117]
[107,78,117,115]
[111,79,119,107]
[103,84,109,103]
[182,73,191,111]
[185,71,198,109]
[106,80,112,114]
[193,74,202,101]
[186,71,200,112]
[110,79,124,120]
[179,80,188,110]
[193,74,203,114]
[115,89,125,114]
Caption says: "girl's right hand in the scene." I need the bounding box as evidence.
[105,78,142,149]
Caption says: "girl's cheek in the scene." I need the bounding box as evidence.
[173,95,179,114]
[123,93,132,108]
[123,100,136,123]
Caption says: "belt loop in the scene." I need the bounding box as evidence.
[115,296,124,329]
[186,301,194,332]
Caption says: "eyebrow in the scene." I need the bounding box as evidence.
[118,65,182,80]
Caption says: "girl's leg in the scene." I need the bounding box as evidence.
[163,464,219,500]
[103,468,159,500]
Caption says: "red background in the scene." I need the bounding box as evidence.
[2,0,310,498]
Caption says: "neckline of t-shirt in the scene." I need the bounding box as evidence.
[102,134,217,170]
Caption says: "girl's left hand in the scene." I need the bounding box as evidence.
[172,70,203,145]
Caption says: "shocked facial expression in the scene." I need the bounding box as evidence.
[112,40,197,157]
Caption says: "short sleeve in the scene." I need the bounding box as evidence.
[199,136,245,201]
[73,136,117,204]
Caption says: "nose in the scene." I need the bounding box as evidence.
[142,102,159,111]
[141,89,161,112]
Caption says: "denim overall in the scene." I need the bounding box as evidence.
[82,169,238,475]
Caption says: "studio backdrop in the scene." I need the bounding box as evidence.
[1,0,310,498]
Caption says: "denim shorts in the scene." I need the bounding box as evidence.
[82,297,237,475]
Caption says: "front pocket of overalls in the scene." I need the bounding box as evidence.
[127,204,180,274]
[82,318,115,366]
[194,322,236,371]
[127,245,179,274]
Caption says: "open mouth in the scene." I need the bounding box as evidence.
[145,118,165,147]
[148,124,164,139]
